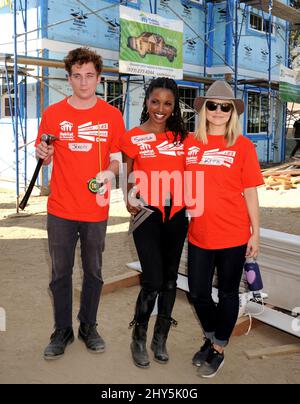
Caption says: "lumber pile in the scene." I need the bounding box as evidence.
[261,159,300,190]
[244,343,300,360]
[259,228,300,312]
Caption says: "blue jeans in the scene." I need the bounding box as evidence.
[188,242,247,347]
[47,214,107,329]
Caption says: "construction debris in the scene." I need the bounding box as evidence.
[261,159,300,190]
[244,343,300,360]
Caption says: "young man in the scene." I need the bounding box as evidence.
[35,47,125,360]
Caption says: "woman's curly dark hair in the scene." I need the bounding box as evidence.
[140,77,188,143]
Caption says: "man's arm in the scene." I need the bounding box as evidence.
[35,141,54,165]
[95,151,122,187]
[107,151,122,176]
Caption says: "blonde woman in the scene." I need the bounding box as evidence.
[185,81,263,378]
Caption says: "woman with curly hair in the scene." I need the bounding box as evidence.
[121,77,188,368]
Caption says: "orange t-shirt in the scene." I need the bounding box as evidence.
[35,97,125,222]
[121,127,187,219]
[185,134,264,249]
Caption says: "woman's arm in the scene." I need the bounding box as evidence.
[244,186,260,259]
[122,153,141,215]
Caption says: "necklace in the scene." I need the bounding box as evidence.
[87,123,102,193]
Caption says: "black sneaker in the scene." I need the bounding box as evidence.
[192,338,212,367]
[78,323,105,353]
[44,327,74,360]
[198,347,225,378]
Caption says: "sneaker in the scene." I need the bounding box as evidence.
[78,323,105,353]
[192,338,212,367]
[44,327,74,360]
[198,347,225,378]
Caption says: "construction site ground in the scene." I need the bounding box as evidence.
[0,186,299,384]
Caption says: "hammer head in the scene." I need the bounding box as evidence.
[41,134,58,144]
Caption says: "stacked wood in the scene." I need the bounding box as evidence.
[261,159,300,190]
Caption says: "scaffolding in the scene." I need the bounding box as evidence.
[1,0,300,211]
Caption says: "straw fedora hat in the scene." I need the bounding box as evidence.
[194,80,244,115]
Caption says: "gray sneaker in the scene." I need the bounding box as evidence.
[198,347,225,378]
[192,338,212,367]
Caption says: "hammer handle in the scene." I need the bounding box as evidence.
[19,138,51,210]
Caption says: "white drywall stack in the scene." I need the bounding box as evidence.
[259,228,300,311]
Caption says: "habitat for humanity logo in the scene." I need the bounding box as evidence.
[186,146,201,165]
[59,121,74,141]
[188,146,201,156]
[78,122,108,142]
[139,12,160,26]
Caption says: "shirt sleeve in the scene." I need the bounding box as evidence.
[241,141,264,188]
[183,133,192,169]
[110,109,126,153]
[120,131,138,160]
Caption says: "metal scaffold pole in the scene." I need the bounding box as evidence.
[234,0,239,97]
[267,0,273,163]
[23,0,28,187]
[13,0,20,212]
[204,0,207,78]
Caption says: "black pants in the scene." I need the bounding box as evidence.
[188,242,247,346]
[290,140,300,157]
[47,214,107,329]
[133,207,188,319]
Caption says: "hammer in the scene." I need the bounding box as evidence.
[19,134,57,210]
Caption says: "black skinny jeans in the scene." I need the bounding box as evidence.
[290,140,300,157]
[188,242,247,346]
[47,214,107,329]
[133,206,188,319]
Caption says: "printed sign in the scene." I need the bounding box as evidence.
[119,5,183,79]
[279,65,300,103]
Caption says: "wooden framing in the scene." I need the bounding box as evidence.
[244,343,300,359]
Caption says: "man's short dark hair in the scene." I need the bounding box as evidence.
[64,47,103,76]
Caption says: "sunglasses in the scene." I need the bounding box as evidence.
[206,101,233,113]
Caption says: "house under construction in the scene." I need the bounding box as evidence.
[0,0,300,200]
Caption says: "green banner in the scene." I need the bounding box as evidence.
[279,65,300,103]
[120,19,183,69]
[119,5,183,79]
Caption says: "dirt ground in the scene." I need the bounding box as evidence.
[0,186,299,384]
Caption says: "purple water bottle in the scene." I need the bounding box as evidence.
[244,258,263,291]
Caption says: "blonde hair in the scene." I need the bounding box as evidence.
[195,100,242,147]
